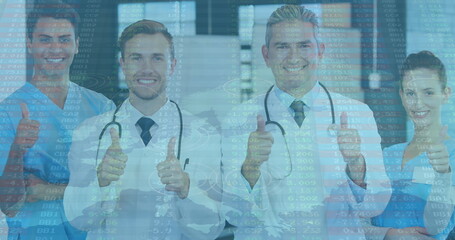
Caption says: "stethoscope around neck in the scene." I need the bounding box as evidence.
[95,99,186,168]
[263,82,335,179]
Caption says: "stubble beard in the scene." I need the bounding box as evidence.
[35,62,71,80]
[131,82,167,101]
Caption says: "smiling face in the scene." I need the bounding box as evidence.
[262,20,324,96]
[400,68,451,129]
[27,17,79,78]
[120,33,176,102]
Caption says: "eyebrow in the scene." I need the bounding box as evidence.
[127,53,142,57]
[37,34,72,38]
[273,40,312,46]
[297,40,312,45]
[404,87,435,91]
[37,34,52,38]
[127,53,165,57]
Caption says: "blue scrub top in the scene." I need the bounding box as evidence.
[372,139,455,240]
[0,82,115,239]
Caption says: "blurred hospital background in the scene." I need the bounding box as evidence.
[0,0,455,239]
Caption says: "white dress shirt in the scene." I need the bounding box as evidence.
[64,99,224,240]
[221,83,391,240]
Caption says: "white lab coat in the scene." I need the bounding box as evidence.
[64,99,224,240]
[221,84,391,240]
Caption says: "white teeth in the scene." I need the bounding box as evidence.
[285,67,302,72]
[46,58,64,63]
[285,65,307,72]
[138,79,156,84]
[414,111,427,116]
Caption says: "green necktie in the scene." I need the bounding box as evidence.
[137,117,155,146]
[290,100,305,127]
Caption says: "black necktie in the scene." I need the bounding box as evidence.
[137,117,155,146]
[290,100,305,127]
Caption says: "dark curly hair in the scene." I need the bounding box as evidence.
[26,0,80,40]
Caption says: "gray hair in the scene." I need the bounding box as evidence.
[265,5,320,48]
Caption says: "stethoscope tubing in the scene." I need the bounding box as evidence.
[95,99,184,166]
[264,82,335,130]
[263,82,335,179]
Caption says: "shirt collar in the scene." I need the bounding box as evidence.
[22,81,76,97]
[273,81,321,109]
[21,81,78,111]
[22,81,39,94]
[123,98,174,127]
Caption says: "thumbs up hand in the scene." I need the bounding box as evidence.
[13,103,40,151]
[427,126,451,173]
[241,115,274,188]
[337,112,366,186]
[97,128,128,187]
[337,112,362,164]
[156,137,190,199]
[244,114,274,168]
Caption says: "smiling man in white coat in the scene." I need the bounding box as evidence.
[63,20,224,240]
[221,5,391,240]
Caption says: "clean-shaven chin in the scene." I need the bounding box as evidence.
[284,78,317,95]
[36,65,70,78]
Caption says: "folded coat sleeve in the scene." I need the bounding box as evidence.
[176,182,224,239]
[221,129,271,229]
[360,217,391,240]
[175,123,225,239]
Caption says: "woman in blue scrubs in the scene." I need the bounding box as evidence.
[371,51,455,240]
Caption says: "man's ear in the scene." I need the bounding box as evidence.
[399,88,404,105]
[119,57,125,71]
[262,45,270,68]
[443,86,452,103]
[75,37,79,55]
[317,42,325,59]
[26,38,32,55]
[169,58,177,76]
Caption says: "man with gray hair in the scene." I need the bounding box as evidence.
[221,5,391,239]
